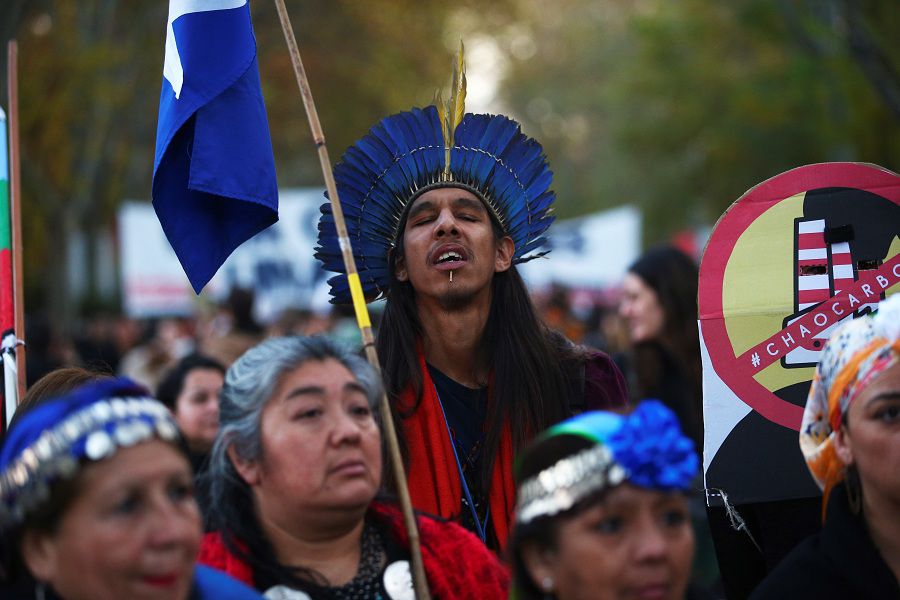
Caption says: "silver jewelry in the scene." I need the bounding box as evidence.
[0,397,179,529]
[515,444,627,525]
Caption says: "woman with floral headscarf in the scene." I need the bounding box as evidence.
[752,293,900,599]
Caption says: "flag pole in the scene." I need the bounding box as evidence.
[3,40,25,426]
[0,107,15,428]
[271,2,430,598]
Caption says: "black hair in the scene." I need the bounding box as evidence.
[156,353,226,411]
[627,246,702,444]
[377,217,588,492]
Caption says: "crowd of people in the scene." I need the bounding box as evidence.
[1,51,898,600]
[3,293,897,598]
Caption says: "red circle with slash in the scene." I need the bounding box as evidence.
[698,163,900,431]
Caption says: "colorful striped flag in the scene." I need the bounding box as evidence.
[0,108,11,334]
[0,107,16,429]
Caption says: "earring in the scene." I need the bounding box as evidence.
[542,576,554,595]
[845,466,862,515]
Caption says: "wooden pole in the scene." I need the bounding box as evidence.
[270,2,431,598]
[7,41,25,403]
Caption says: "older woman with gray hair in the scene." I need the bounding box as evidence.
[197,336,509,599]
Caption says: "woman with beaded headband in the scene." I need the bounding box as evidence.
[0,377,262,600]
[316,46,628,551]
[508,400,701,600]
[751,293,900,599]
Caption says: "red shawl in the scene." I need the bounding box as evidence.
[397,350,515,551]
[197,501,510,599]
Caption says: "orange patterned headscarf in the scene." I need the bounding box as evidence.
[800,294,900,499]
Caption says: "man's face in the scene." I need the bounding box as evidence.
[394,187,514,309]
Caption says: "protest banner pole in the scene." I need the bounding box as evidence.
[2,41,24,425]
[272,2,430,598]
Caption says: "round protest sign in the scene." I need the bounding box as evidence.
[699,163,900,431]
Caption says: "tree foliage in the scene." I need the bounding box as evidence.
[7,0,510,324]
[4,0,895,321]
[496,0,900,243]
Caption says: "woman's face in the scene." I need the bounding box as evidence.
[525,484,694,600]
[174,367,223,453]
[619,273,665,344]
[22,440,201,600]
[235,358,382,530]
[836,361,900,508]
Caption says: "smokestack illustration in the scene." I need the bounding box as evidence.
[782,188,898,369]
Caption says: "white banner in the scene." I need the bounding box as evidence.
[119,193,641,320]
[518,205,642,290]
[118,189,330,321]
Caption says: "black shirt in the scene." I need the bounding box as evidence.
[426,363,494,547]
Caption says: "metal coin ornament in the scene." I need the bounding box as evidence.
[383,560,415,600]
[85,430,114,460]
[263,586,312,600]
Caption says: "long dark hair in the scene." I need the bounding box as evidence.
[627,246,702,443]
[377,223,585,492]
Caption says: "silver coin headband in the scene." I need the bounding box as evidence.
[0,396,180,529]
[515,443,627,525]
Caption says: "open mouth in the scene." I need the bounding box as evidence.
[431,245,468,270]
[437,251,463,264]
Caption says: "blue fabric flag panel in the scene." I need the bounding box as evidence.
[153,0,278,293]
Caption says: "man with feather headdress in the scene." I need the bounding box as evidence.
[316,47,628,550]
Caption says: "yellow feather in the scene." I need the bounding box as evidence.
[434,90,449,146]
[444,41,466,177]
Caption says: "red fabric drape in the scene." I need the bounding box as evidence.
[398,350,515,550]
[198,502,510,599]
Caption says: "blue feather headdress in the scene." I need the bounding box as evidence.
[315,49,556,304]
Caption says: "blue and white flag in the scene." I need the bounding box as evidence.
[153,0,278,293]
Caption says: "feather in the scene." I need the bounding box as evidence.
[444,41,467,178]
[435,90,449,148]
[318,55,558,304]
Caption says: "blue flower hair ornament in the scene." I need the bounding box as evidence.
[315,105,556,304]
[515,400,699,524]
[610,400,699,489]
[0,377,181,530]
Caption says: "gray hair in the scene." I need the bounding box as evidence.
[205,335,382,528]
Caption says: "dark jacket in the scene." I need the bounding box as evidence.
[750,483,900,599]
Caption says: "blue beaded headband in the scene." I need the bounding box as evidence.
[0,378,181,530]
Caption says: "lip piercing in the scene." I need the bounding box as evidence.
[449,270,453,284]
